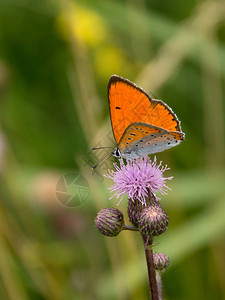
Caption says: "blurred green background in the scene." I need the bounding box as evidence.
[0,0,225,299]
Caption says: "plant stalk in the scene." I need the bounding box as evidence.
[142,234,159,300]
[156,271,163,300]
[123,224,139,231]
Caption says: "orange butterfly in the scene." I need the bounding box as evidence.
[92,75,185,168]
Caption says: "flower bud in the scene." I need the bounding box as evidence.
[138,205,169,236]
[127,199,144,227]
[95,208,124,237]
[153,253,170,271]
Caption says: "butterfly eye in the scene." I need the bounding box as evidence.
[112,148,121,158]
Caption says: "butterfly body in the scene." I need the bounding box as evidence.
[113,122,184,159]
[92,75,185,169]
[108,75,185,159]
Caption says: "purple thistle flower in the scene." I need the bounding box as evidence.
[105,156,173,205]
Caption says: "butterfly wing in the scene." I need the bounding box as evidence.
[118,123,185,159]
[108,75,182,144]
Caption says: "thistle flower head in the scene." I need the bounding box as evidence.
[105,156,172,205]
[138,205,169,236]
[153,253,170,271]
[95,208,124,237]
[127,198,144,227]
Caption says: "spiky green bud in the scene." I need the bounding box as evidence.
[153,253,170,271]
[127,199,144,227]
[95,208,124,237]
[138,205,169,236]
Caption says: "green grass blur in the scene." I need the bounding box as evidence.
[0,0,224,299]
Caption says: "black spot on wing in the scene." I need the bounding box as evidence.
[115,106,121,109]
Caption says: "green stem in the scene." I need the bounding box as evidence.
[123,224,139,231]
[142,234,159,300]
[156,271,163,300]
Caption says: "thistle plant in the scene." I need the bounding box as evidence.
[95,156,172,300]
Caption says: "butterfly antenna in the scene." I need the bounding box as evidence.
[92,151,112,171]
[92,146,114,150]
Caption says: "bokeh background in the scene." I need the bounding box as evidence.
[0,0,225,299]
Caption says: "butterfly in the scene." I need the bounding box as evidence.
[92,75,185,168]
